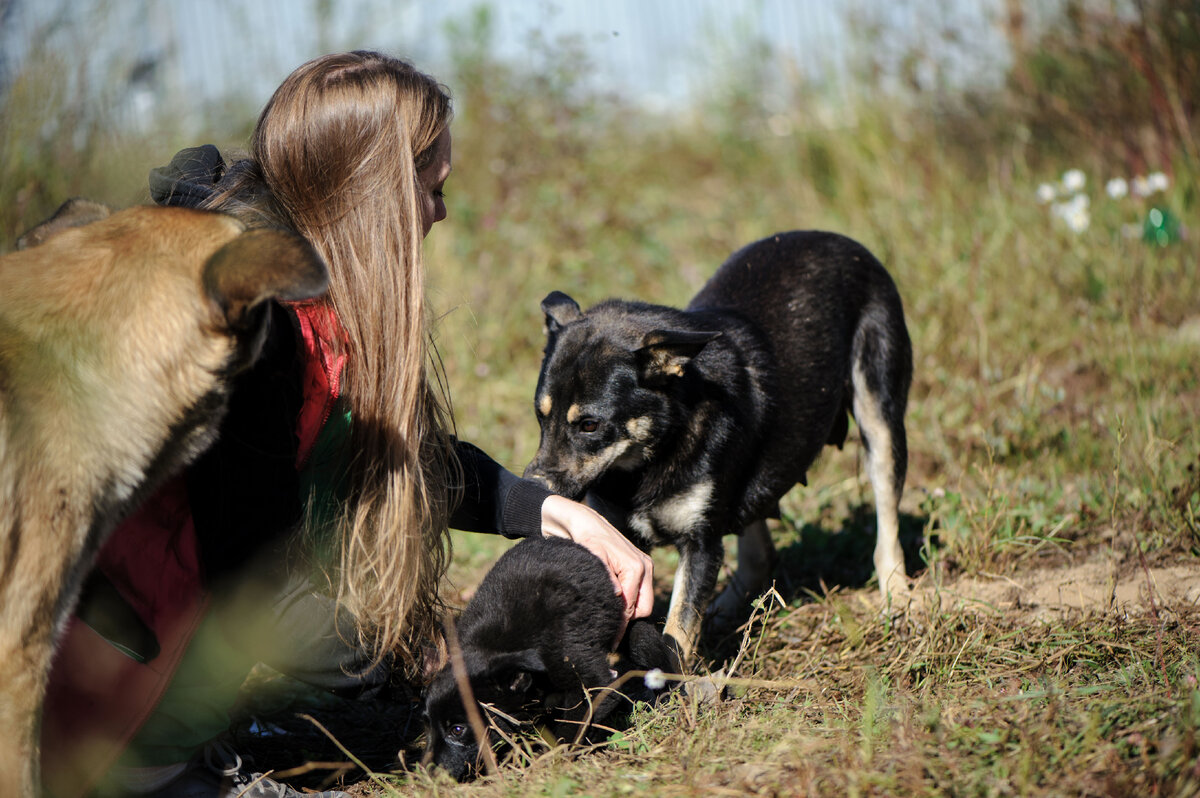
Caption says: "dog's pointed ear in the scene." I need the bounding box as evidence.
[636,329,721,385]
[487,648,547,695]
[16,197,112,250]
[541,291,583,336]
[204,228,329,330]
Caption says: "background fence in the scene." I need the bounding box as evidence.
[1,0,1032,135]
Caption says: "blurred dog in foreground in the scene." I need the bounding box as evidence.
[524,230,913,665]
[423,536,674,781]
[0,199,328,797]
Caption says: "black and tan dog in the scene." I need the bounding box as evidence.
[0,199,327,797]
[423,536,674,781]
[524,230,913,665]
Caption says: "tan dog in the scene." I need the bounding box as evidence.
[0,200,328,797]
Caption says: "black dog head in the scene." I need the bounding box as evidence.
[423,647,549,781]
[524,291,720,499]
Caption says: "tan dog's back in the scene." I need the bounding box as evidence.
[0,202,327,797]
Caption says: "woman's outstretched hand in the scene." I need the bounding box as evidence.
[539,494,655,638]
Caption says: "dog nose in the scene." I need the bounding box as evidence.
[522,462,550,487]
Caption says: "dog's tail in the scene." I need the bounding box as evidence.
[849,286,913,599]
[849,289,912,497]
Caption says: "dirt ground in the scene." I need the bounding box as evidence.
[907,556,1200,619]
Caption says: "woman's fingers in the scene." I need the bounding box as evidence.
[539,494,655,625]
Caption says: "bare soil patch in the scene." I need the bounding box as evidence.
[909,555,1199,619]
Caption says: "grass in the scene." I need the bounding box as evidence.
[4,2,1200,795]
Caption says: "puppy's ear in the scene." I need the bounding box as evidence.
[541,291,583,335]
[636,329,721,385]
[487,648,547,695]
[204,228,329,330]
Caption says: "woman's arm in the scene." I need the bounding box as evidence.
[448,441,550,536]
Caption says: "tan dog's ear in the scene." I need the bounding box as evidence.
[203,228,329,329]
[16,197,112,250]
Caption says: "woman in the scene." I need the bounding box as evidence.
[42,51,653,798]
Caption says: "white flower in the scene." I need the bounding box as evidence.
[1106,178,1128,199]
[1052,193,1088,214]
[1037,183,1057,203]
[643,668,667,690]
[1147,171,1169,193]
[1062,168,1086,193]
[1063,206,1090,233]
[1132,175,1151,197]
[1051,194,1090,233]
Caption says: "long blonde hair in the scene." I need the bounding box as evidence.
[207,51,459,673]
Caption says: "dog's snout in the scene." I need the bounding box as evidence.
[522,462,550,486]
[522,460,587,502]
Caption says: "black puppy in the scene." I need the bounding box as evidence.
[423,536,673,781]
[524,231,913,664]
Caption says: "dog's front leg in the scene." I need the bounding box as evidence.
[662,536,724,668]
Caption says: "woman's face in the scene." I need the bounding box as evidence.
[418,128,452,238]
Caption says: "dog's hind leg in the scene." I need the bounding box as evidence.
[850,315,912,606]
[707,519,777,631]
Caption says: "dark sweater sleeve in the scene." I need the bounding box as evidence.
[450,441,552,538]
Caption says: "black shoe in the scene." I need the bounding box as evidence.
[135,740,349,798]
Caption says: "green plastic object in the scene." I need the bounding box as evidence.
[1143,206,1181,246]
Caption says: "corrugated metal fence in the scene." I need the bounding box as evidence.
[0,0,1016,134]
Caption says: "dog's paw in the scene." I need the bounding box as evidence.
[873,577,922,638]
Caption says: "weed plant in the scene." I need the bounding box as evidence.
[2,1,1198,794]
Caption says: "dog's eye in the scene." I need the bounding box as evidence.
[447,723,468,740]
[578,418,600,433]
